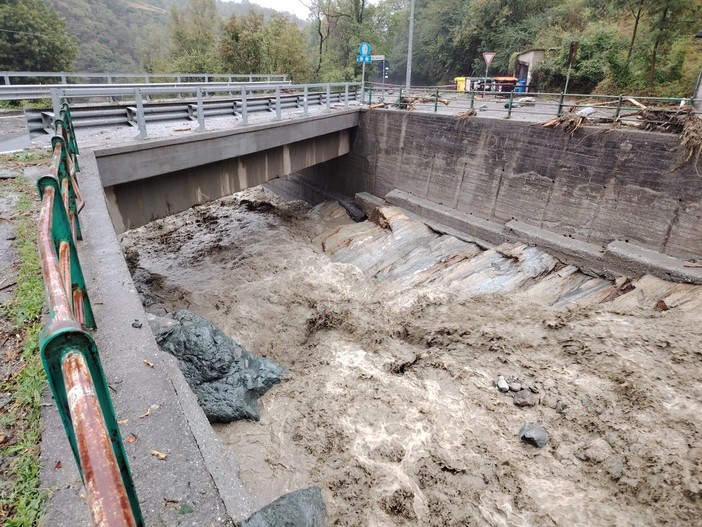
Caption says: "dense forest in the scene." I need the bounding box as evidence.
[1,0,700,96]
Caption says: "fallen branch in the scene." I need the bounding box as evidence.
[541,110,586,136]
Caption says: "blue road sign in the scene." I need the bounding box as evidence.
[356,55,372,63]
[359,42,371,56]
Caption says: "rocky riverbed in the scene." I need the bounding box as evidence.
[121,186,702,526]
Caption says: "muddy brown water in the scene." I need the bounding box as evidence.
[121,187,702,526]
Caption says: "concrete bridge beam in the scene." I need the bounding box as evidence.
[95,111,359,233]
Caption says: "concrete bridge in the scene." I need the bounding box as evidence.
[95,110,359,233]
[41,108,701,526]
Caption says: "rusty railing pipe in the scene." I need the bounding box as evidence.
[62,351,137,527]
[38,186,73,321]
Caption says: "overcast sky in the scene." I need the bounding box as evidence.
[224,0,312,20]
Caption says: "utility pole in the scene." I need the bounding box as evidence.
[405,0,415,89]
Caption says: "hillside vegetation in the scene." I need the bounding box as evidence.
[1,0,700,96]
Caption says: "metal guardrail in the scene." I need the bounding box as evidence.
[1,71,287,85]
[0,80,292,102]
[25,83,362,139]
[37,104,143,526]
[364,83,702,121]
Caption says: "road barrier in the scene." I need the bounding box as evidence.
[37,104,143,526]
[0,80,292,103]
[24,83,361,138]
[1,70,287,86]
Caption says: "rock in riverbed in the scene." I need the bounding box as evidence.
[240,487,327,527]
[519,423,549,448]
[148,310,284,422]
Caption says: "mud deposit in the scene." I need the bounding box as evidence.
[121,188,702,526]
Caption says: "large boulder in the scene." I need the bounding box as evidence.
[239,487,327,527]
[149,310,284,422]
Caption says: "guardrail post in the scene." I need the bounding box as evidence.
[434,88,439,113]
[470,90,475,109]
[344,84,349,108]
[143,75,149,84]
[50,88,61,120]
[275,85,282,120]
[398,88,403,109]
[368,86,373,105]
[134,88,147,139]
[61,72,67,84]
[196,87,206,131]
[326,84,331,111]
[176,74,181,83]
[3,73,9,86]
[303,85,309,116]
[240,86,248,125]
[557,92,565,117]
[506,91,514,119]
[615,94,623,120]
[250,74,254,83]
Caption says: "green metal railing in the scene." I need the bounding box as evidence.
[37,104,143,526]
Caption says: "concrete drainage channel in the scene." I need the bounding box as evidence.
[39,110,702,526]
[118,187,702,526]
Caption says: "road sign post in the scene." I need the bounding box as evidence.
[482,52,496,98]
[358,42,372,103]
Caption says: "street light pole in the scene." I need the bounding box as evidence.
[405,0,415,89]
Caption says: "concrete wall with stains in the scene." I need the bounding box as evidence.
[287,110,701,262]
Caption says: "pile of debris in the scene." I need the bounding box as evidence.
[370,95,450,111]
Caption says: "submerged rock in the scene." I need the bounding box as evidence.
[149,310,284,422]
[240,487,327,527]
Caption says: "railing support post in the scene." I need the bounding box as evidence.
[134,88,147,140]
[326,84,331,111]
[303,85,309,116]
[615,94,623,120]
[434,88,439,113]
[50,88,61,120]
[344,84,349,108]
[470,90,475,109]
[275,85,282,120]
[196,87,206,132]
[240,86,248,125]
[506,91,514,119]
[557,92,565,117]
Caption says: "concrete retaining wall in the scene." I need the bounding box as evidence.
[287,109,701,273]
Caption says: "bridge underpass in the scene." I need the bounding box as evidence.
[37,108,702,526]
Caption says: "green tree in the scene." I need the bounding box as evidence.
[263,15,314,81]
[220,11,265,73]
[0,0,77,71]
[167,0,221,73]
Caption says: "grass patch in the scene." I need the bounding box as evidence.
[0,175,47,526]
[0,149,53,168]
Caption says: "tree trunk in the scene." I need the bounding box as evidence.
[626,0,645,64]
[647,0,671,89]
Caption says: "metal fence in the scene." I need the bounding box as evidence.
[0,80,292,103]
[37,103,142,526]
[364,83,702,123]
[25,83,362,139]
[1,71,287,86]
